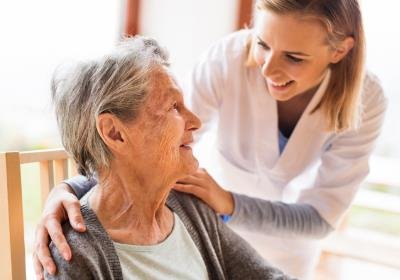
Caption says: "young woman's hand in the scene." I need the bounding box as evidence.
[174,168,234,215]
[33,183,85,279]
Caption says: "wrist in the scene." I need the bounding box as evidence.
[60,182,75,194]
[221,190,234,215]
[47,182,75,202]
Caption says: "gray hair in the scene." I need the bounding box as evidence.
[51,36,169,178]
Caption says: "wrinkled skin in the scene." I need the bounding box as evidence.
[33,66,201,279]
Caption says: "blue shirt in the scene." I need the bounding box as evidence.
[278,130,288,154]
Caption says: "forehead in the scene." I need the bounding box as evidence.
[146,67,182,106]
[255,10,328,52]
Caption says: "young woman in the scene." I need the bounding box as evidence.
[174,0,386,278]
[34,0,386,279]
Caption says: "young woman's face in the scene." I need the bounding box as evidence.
[253,10,337,101]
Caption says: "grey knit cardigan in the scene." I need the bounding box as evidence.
[45,190,294,280]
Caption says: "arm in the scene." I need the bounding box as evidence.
[175,169,333,238]
[228,194,333,238]
[231,73,387,233]
[64,175,97,199]
[176,73,387,237]
[33,176,97,279]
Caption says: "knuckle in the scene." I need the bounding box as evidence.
[44,258,54,268]
[52,232,63,242]
[38,242,49,253]
[69,200,80,207]
[43,213,59,222]
[71,214,83,221]
[35,241,44,251]
[204,192,212,201]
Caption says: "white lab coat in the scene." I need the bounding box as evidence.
[184,30,387,279]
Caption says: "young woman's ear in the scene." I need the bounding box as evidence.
[330,36,355,64]
[96,113,126,154]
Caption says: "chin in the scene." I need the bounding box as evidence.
[269,90,296,102]
[182,156,199,175]
[267,83,298,102]
[188,157,199,174]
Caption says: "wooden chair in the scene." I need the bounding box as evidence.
[0,149,77,280]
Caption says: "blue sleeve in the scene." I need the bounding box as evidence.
[63,176,98,199]
[219,214,232,223]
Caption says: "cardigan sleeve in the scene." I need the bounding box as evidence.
[64,176,97,199]
[228,194,333,238]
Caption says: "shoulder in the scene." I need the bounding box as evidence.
[195,29,252,72]
[202,29,252,60]
[46,205,120,279]
[168,190,215,215]
[191,29,253,92]
[167,190,218,226]
[46,221,95,279]
[361,71,388,109]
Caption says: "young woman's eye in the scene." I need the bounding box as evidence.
[287,55,303,63]
[257,40,270,50]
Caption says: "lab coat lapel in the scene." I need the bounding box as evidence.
[250,66,280,169]
[270,70,332,177]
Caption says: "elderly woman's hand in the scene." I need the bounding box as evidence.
[33,182,86,279]
[174,168,234,215]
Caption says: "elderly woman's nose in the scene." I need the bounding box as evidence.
[185,109,201,131]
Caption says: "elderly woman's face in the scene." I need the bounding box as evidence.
[125,67,201,181]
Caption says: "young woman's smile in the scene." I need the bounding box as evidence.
[253,10,336,101]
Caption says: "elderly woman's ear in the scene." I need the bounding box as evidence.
[96,113,128,154]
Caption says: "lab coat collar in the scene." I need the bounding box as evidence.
[268,69,332,177]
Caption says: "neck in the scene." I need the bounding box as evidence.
[89,163,174,245]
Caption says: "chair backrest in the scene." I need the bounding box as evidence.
[0,149,77,280]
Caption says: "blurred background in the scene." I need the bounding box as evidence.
[0,0,399,279]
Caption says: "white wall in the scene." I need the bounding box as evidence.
[0,0,120,149]
[139,0,239,80]
[0,0,398,159]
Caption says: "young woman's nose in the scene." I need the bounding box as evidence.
[261,52,280,77]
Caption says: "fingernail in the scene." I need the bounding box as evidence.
[77,222,85,230]
[48,267,55,275]
[63,251,71,261]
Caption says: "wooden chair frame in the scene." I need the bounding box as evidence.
[0,149,76,280]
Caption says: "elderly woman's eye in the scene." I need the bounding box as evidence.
[171,102,178,111]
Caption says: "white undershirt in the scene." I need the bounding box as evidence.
[113,212,209,280]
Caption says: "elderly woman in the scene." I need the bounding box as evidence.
[45,36,291,279]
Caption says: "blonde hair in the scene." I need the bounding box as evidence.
[248,0,366,132]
